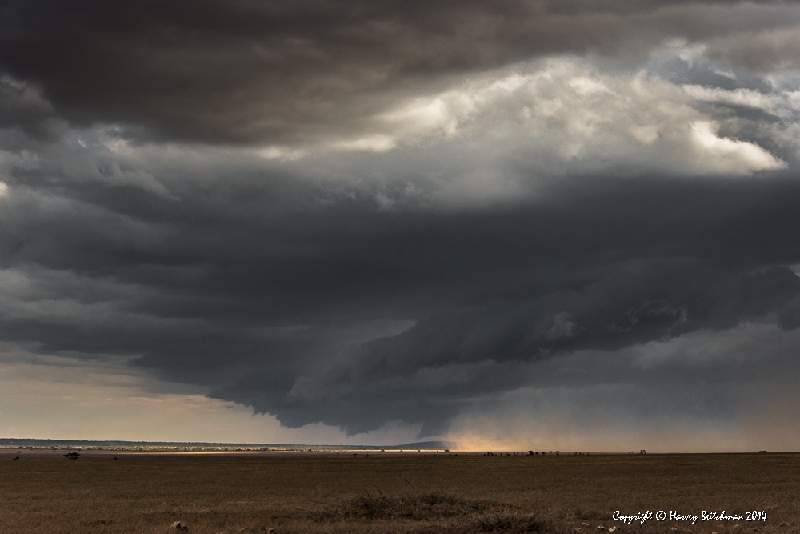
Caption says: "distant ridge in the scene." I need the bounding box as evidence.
[0,438,453,451]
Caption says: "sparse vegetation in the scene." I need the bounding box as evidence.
[1,452,798,533]
[312,490,511,521]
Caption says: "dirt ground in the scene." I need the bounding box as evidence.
[1,450,797,533]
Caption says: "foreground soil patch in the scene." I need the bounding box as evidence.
[1,452,798,533]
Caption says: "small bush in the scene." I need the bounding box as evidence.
[312,490,512,521]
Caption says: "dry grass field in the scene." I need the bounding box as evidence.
[1,451,798,533]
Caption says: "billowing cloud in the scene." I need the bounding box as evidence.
[341,58,789,177]
[1,1,799,144]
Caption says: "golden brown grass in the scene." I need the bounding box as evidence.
[1,452,798,533]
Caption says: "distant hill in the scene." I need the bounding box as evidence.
[0,438,454,451]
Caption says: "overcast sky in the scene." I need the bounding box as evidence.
[2,0,800,450]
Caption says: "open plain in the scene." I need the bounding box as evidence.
[1,451,798,534]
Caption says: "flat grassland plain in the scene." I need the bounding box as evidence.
[1,451,798,534]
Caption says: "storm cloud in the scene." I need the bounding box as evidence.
[2,0,800,144]
[2,0,800,448]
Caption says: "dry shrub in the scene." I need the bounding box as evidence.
[313,490,512,521]
[473,514,553,533]
[308,490,560,533]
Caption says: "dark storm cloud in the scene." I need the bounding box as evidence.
[706,27,800,72]
[2,0,800,441]
[4,168,800,435]
[1,0,798,143]
[0,77,64,144]
[203,178,800,434]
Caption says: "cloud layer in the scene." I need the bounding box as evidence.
[2,0,800,448]
[2,0,800,144]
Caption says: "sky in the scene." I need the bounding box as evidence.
[2,0,800,451]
